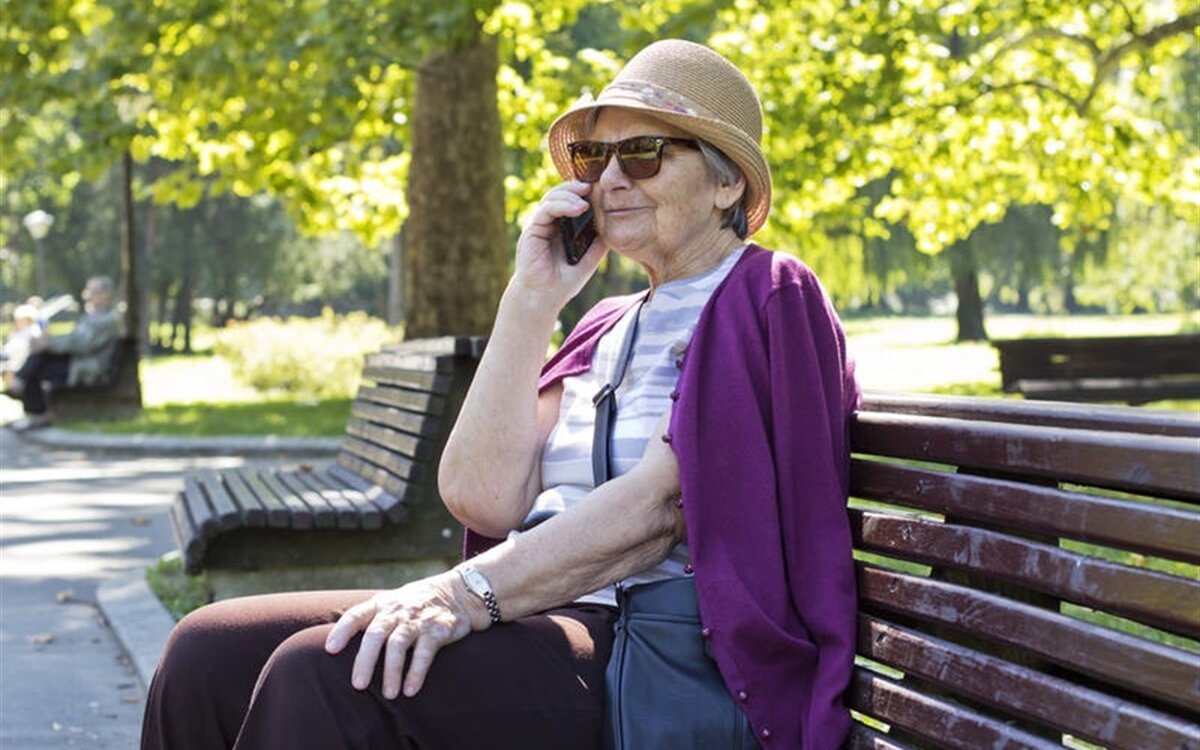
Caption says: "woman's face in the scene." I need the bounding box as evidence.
[587,109,737,264]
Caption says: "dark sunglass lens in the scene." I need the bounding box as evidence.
[617,137,663,180]
[569,142,609,182]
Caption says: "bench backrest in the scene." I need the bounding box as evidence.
[994,334,1200,389]
[333,335,486,532]
[845,393,1200,750]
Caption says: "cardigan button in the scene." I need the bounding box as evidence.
[669,390,681,400]
[700,626,712,639]
[683,563,694,575]
[661,433,672,444]
[674,496,684,508]
[736,689,748,702]
[674,357,684,369]
[759,727,772,741]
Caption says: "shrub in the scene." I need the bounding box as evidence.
[214,309,398,398]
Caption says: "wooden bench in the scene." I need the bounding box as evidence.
[993,334,1200,404]
[48,335,143,420]
[845,392,1199,750]
[170,336,486,600]
[170,336,1199,747]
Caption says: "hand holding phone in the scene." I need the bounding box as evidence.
[558,205,597,265]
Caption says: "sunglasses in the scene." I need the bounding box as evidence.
[567,135,700,183]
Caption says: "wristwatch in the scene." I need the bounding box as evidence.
[457,565,502,626]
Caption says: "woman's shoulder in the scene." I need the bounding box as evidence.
[730,244,823,294]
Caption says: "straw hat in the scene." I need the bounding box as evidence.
[547,39,772,236]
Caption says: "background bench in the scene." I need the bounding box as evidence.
[992,333,1200,404]
[170,336,485,599]
[845,392,1199,750]
[49,335,143,420]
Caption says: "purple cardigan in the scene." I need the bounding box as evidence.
[467,245,859,749]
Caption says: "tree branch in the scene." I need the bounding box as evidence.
[1080,10,1200,114]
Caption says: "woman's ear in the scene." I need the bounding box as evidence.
[714,174,746,211]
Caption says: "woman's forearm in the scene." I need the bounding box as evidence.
[464,440,685,620]
[438,283,561,537]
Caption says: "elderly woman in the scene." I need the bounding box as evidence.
[141,40,858,750]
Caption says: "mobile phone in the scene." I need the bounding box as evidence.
[558,205,597,265]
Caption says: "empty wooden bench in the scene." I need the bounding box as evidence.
[993,334,1200,404]
[170,336,486,600]
[845,393,1200,750]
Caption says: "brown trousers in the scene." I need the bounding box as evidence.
[140,590,617,750]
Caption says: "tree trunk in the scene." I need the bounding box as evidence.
[404,27,507,338]
[119,151,144,403]
[388,226,405,328]
[950,240,988,342]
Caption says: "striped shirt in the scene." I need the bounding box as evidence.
[525,246,746,606]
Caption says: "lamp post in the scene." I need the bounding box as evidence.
[22,209,54,298]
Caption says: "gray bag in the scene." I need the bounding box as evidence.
[603,577,759,749]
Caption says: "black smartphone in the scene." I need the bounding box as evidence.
[558,205,597,265]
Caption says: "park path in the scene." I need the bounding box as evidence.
[0,424,246,748]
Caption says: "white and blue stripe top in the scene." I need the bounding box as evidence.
[523,245,745,606]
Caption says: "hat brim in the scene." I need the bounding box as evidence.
[547,99,772,237]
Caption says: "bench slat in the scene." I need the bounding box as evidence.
[852,412,1200,502]
[181,475,219,541]
[852,510,1200,637]
[849,669,1062,750]
[355,384,445,417]
[171,490,206,574]
[220,470,268,528]
[1015,377,1200,404]
[348,402,436,438]
[195,470,244,531]
[857,565,1200,712]
[230,469,292,529]
[858,615,1198,750]
[249,469,315,530]
[287,469,363,530]
[851,459,1200,563]
[329,461,409,524]
[343,419,426,462]
[272,470,338,529]
[309,468,384,529]
[367,349,461,375]
[859,392,1200,438]
[360,364,450,395]
[340,436,418,483]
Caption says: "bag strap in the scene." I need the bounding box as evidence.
[591,300,644,485]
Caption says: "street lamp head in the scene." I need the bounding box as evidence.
[22,210,54,240]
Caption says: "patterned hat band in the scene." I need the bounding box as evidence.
[600,81,707,118]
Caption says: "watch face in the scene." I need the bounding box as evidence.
[462,567,489,595]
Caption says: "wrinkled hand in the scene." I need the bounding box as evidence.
[511,181,608,310]
[324,571,488,699]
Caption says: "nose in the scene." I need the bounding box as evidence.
[597,149,633,189]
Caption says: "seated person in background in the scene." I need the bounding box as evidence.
[6,276,121,431]
[1,303,46,388]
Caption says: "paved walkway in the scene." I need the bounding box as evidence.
[0,416,338,748]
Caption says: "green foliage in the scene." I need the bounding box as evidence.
[213,309,397,398]
[145,553,211,621]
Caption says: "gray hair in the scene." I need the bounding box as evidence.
[696,141,750,239]
[88,276,115,296]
